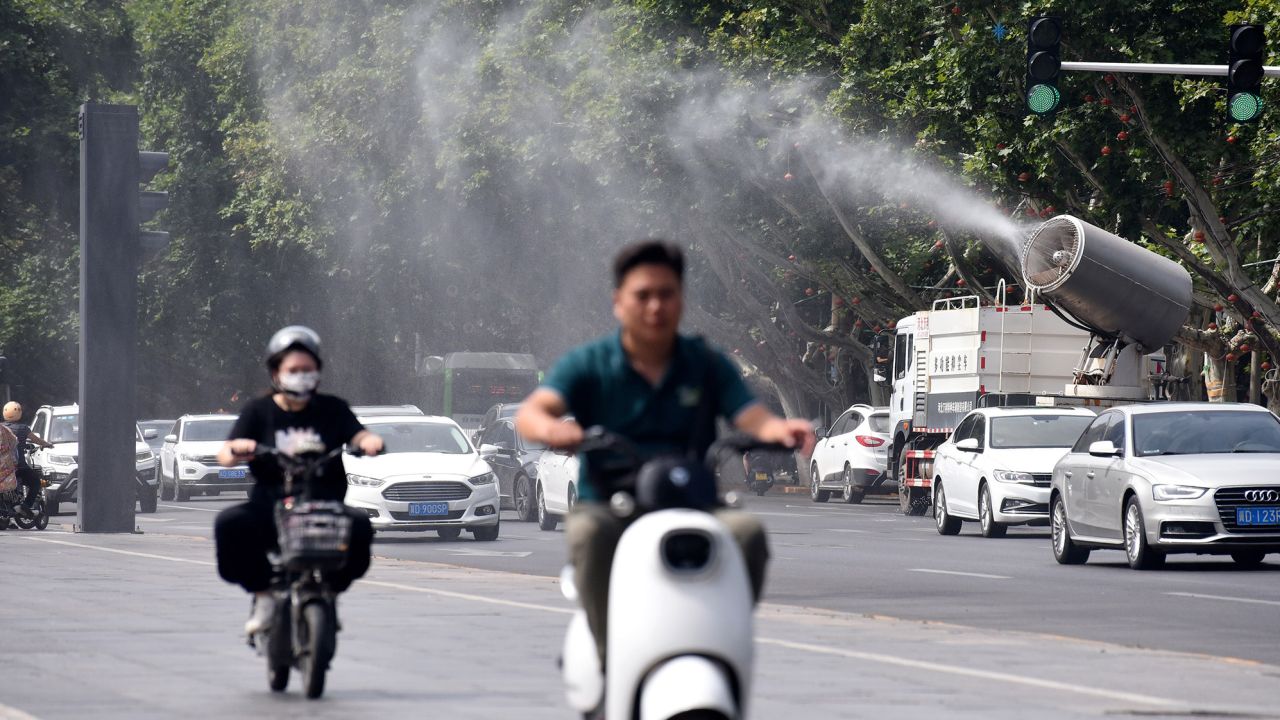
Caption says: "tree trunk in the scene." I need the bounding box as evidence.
[1249,351,1261,405]
[1203,354,1237,402]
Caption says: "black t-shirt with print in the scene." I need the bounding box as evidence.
[3,422,32,468]
[229,394,364,502]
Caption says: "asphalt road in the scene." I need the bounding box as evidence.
[108,488,1280,665]
[4,489,1275,719]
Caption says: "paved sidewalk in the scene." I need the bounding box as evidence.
[2,530,1278,719]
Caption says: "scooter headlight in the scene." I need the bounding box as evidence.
[661,530,715,573]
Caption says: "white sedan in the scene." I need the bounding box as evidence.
[344,414,500,540]
[933,406,1095,538]
[531,449,579,531]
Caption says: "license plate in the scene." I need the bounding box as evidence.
[1237,507,1280,526]
[219,469,247,479]
[408,502,450,517]
[755,472,769,481]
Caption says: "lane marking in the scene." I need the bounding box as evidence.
[0,703,41,720]
[910,568,1012,580]
[18,537,214,566]
[1167,591,1280,607]
[135,517,175,522]
[11,534,1244,710]
[444,548,533,558]
[756,637,1181,708]
[159,504,221,513]
[360,579,572,615]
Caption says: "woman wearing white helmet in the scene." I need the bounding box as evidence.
[213,326,384,635]
[2,402,54,515]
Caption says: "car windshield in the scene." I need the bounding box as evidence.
[367,422,471,454]
[867,413,889,433]
[50,415,79,443]
[183,418,235,442]
[989,414,1093,449]
[1134,410,1280,457]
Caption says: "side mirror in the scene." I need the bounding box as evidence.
[1088,440,1121,458]
[143,428,158,440]
[478,443,499,456]
[814,427,828,440]
[163,434,177,444]
[956,438,981,452]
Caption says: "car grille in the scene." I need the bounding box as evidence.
[1030,474,1052,487]
[382,481,472,502]
[1215,487,1280,534]
[389,509,467,521]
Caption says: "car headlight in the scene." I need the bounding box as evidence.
[136,451,153,462]
[993,470,1036,484]
[48,454,76,465]
[346,474,384,488]
[1152,484,1208,501]
[468,472,497,485]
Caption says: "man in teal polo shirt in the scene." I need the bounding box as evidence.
[516,239,814,665]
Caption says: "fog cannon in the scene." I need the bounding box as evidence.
[1021,215,1192,352]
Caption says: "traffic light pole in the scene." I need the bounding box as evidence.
[78,104,142,533]
[1061,61,1280,77]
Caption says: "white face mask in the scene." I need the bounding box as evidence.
[276,371,321,399]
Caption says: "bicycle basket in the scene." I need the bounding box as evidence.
[276,500,353,570]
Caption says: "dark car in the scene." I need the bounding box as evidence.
[471,402,521,446]
[475,416,547,522]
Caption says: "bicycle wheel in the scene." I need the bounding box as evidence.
[300,602,334,699]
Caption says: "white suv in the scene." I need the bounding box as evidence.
[932,406,1096,538]
[810,404,890,504]
[159,414,248,501]
[344,414,501,540]
[28,404,159,515]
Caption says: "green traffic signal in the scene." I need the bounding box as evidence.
[1027,83,1061,114]
[1229,92,1263,123]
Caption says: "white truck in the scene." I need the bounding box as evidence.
[884,216,1192,515]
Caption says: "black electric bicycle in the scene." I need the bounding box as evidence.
[249,445,361,699]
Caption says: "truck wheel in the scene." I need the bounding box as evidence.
[896,453,929,516]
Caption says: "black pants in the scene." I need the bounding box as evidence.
[214,498,373,593]
[16,467,40,510]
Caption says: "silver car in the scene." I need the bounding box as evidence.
[1050,402,1280,569]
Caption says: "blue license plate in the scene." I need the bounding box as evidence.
[219,469,247,480]
[408,502,450,517]
[1236,507,1280,526]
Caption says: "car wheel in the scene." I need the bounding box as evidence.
[809,463,830,503]
[841,465,864,504]
[139,486,158,514]
[1051,494,1090,565]
[978,484,1006,538]
[44,499,58,517]
[472,521,500,541]
[567,485,577,513]
[436,528,462,541]
[160,469,175,501]
[175,482,191,502]
[934,480,962,535]
[537,483,558,531]
[514,475,536,522]
[1123,496,1164,570]
[1230,550,1267,568]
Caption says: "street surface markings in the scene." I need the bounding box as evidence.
[444,548,533,558]
[159,503,221,512]
[755,637,1182,709]
[1166,591,1280,607]
[826,528,870,533]
[15,533,1260,713]
[135,517,175,522]
[784,504,862,512]
[910,568,1012,580]
[0,703,40,720]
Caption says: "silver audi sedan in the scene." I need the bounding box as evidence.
[1050,402,1280,569]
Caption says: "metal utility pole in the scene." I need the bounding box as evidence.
[78,104,168,532]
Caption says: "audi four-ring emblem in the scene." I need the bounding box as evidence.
[1244,489,1280,503]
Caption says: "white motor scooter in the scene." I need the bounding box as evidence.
[560,430,771,720]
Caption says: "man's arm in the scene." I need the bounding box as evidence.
[27,431,53,449]
[515,388,583,450]
[734,404,816,456]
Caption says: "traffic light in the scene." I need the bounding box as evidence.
[1026,16,1063,116]
[1227,24,1266,123]
[137,150,170,258]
